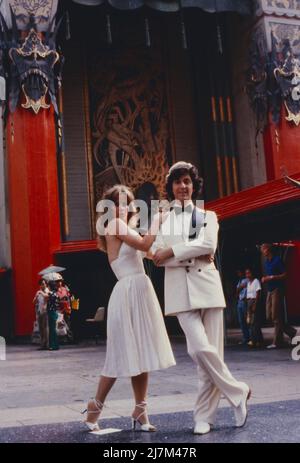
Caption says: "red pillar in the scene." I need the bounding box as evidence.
[7,107,61,336]
[264,111,300,321]
[264,107,300,180]
[285,242,300,321]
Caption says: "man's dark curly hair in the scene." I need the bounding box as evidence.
[165,162,203,201]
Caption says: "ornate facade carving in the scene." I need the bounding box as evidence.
[256,0,300,18]
[88,46,174,201]
[0,7,63,115]
[274,40,300,125]
[267,19,300,54]
[249,2,300,126]
[0,0,58,31]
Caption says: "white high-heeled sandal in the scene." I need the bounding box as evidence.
[131,401,156,432]
[81,398,104,431]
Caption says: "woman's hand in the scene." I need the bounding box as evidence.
[153,248,174,266]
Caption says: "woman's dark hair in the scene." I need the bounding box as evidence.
[38,278,46,286]
[165,162,203,201]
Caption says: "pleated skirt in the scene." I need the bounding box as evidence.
[102,274,176,377]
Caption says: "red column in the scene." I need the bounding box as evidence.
[7,106,61,336]
[264,107,300,180]
[263,107,300,321]
[285,242,300,320]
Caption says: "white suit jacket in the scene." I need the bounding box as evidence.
[152,208,226,316]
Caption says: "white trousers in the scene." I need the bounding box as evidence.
[177,308,247,424]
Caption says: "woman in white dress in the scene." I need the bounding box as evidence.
[83,185,175,432]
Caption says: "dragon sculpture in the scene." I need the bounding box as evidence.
[274,40,300,126]
[247,32,300,128]
[0,7,63,115]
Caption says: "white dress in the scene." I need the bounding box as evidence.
[102,236,176,378]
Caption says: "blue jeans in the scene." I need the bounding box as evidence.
[237,299,250,343]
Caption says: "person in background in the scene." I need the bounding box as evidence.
[57,280,71,309]
[260,244,297,349]
[33,278,50,351]
[236,269,250,345]
[245,268,264,348]
[47,278,61,351]
[57,279,73,341]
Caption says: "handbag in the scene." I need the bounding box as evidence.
[56,313,68,337]
[31,320,40,344]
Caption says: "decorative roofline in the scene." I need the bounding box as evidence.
[256,1,300,20]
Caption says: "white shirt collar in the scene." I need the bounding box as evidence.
[172,200,194,214]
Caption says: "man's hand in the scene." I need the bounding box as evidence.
[153,248,174,266]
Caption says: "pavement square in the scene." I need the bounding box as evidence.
[0,328,300,443]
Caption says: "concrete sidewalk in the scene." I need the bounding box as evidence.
[0,327,299,434]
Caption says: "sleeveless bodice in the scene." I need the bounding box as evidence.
[110,241,145,280]
[102,231,176,378]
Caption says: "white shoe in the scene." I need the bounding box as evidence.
[193,421,211,435]
[234,385,251,427]
[131,401,156,432]
[81,398,103,432]
[85,420,100,432]
[266,344,277,349]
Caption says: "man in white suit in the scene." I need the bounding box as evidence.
[152,162,251,435]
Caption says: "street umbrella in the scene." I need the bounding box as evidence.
[38,265,66,276]
[43,272,64,282]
